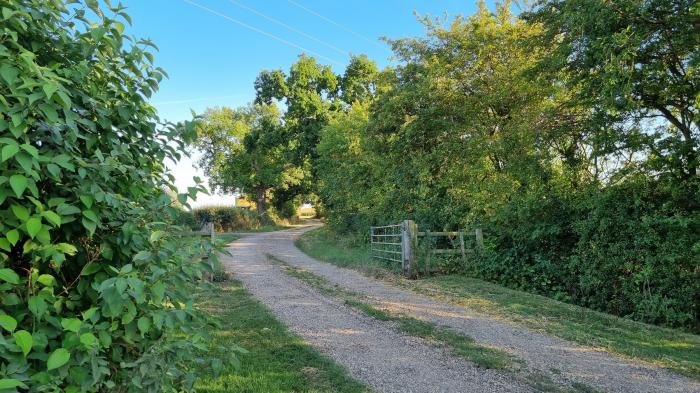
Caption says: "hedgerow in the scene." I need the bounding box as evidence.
[0,1,233,390]
[192,206,272,232]
[313,2,699,331]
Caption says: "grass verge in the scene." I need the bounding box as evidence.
[266,253,514,370]
[195,279,370,393]
[295,227,700,381]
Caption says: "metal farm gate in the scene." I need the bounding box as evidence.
[370,220,417,276]
[371,220,483,277]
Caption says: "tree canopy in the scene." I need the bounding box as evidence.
[195,0,699,332]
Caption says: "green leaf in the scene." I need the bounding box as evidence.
[20,143,38,158]
[42,82,58,99]
[57,203,81,216]
[0,379,27,390]
[37,274,55,287]
[38,103,58,123]
[0,314,17,332]
[133,250,151,262]
[11,204,29,220]
[15,152,33,173]
[6,229,18,246]
[80,195,93,208]
[137,316,151,336]
[47,163,61,178]
[61,318,82,333]
[80,332,97,347]
[42,211,61,226]
[82,209,98,222]
[0,64,19,84]
[13,330,32,356]
[56,243,78,255]
[0,268,20,284]
[82,218,97,236]
[150,230,165,243]
[28,296,47,318]
[151,281,166,303]
[81,263,101,276]
[9,174,27,198]
[53,154,74,170]
[47,348,70,371]
[1,143,18,162]
[26,217,42,238]
[82,307,98,320]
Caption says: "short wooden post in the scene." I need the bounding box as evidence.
[459,231,466,265]
[402,220,417,277]
[424,232,431,276]
[475,227,484,249]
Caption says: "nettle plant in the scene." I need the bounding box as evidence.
[0,1,235,391]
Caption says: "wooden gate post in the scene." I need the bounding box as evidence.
[458,231,466,265]
[475,227,484,250]
[402,220,417,277]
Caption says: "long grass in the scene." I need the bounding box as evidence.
[195,280,370,393]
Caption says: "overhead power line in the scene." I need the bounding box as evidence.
[182,0,344,65]
[153,94,245,106]
[226,0,349,56]
[287,0,386,50]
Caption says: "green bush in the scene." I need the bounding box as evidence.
[0,1,234,390]
[192,206,271,232]
[475,179,700,331]
[172,207,200,230]
[571,180,700,330]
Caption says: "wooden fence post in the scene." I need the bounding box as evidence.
[475,227,484,250]
[402,220,417,277]
[424,232,431,276]
[459,231,466,266]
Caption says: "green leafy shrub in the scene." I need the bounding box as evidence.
[172,207,200,231]
[0,1,233,390]
[192,206,272,232]
[475,179,700,331]
[571,180,700,330]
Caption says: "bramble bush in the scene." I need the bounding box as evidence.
[0,1,236,391]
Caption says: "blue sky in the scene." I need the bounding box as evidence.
[120,0,491,205]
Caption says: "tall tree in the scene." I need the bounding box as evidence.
[253,54,379,212]
[194,104,303,214]
[527,0,700,182]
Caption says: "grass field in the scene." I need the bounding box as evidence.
[195,280,369,393]
[295,227,700,380]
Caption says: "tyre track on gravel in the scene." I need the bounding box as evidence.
[223,229,535,393]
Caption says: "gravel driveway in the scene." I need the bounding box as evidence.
[223,225,700,393]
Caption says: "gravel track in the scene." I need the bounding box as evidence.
[223,225,700,393]
[223,230,534,392]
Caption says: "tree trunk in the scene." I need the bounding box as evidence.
[255,187,267,215]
